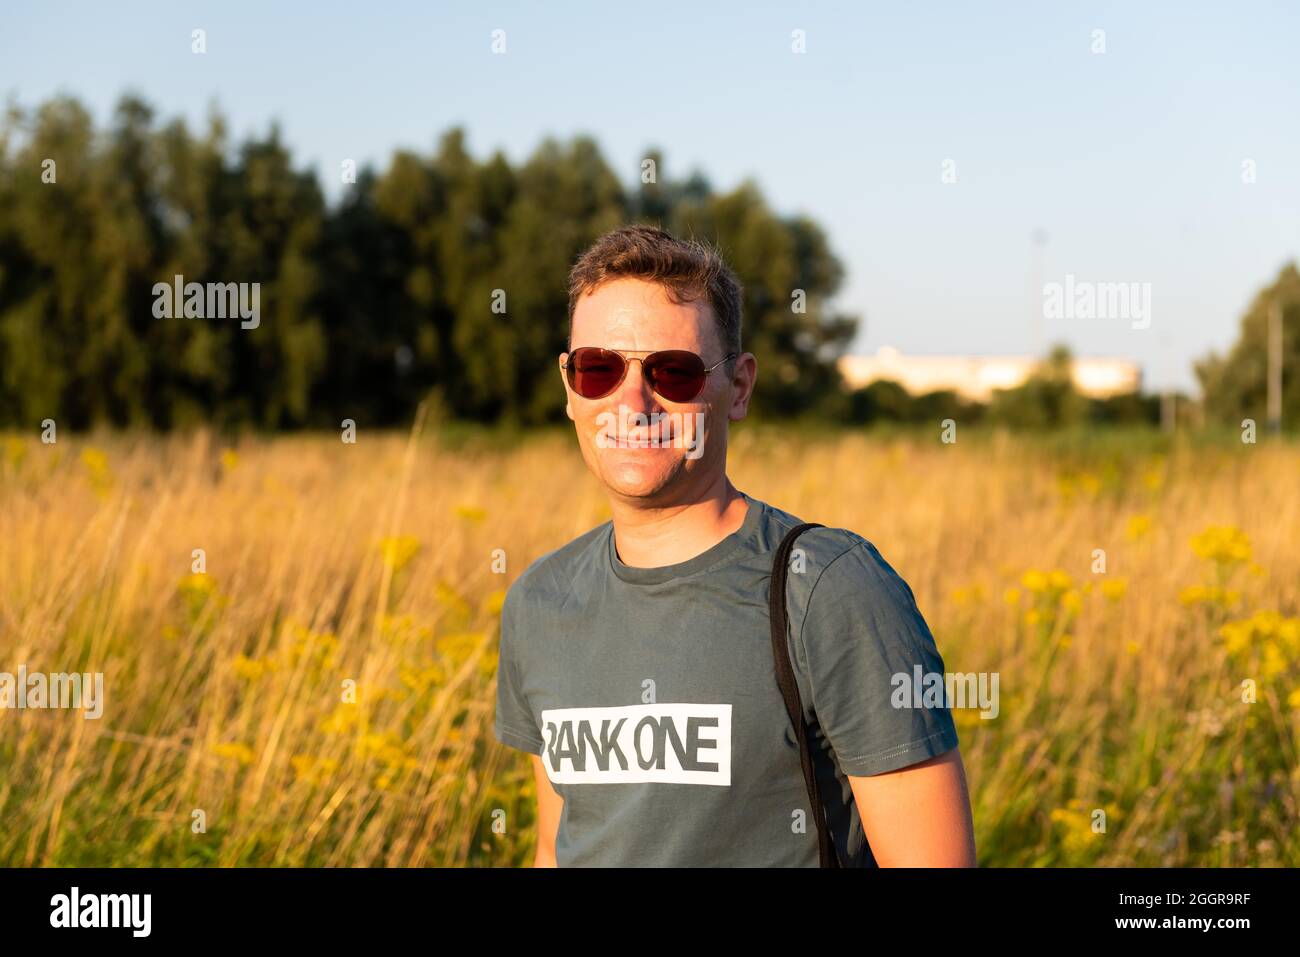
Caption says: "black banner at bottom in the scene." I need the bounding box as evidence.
[0,866,1284,943]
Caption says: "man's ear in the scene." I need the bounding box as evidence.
[727,351,757,421]
[559,352,574,421]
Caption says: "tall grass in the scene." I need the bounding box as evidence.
[0,425,1296,865]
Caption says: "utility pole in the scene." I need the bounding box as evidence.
[1267,297,1283,435]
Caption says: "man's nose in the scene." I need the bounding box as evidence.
[616,357,658,410]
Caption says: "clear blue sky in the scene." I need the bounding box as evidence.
[5,0,1298,392]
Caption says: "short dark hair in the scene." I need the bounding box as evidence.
[566,224,743,366]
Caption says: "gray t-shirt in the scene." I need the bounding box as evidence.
[493,490,959,867]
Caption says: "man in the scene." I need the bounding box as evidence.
[493,223,976,867]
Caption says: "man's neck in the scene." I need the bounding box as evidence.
[608,475,749,569]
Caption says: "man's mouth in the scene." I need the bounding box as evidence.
[603,424,675,448]
[592,408,705,456]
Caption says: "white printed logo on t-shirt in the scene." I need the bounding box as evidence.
[540,703,732,786]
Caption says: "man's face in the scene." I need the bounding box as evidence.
[560,277,755,504]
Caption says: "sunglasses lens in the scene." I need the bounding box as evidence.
[645,351,707,402]
[568,348,625,398]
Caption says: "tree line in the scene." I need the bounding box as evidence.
[0,94,854,430]
[0,94,1292,431]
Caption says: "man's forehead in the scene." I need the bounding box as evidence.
[571,280,716,346]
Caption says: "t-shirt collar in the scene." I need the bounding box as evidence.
[607,491,763,585]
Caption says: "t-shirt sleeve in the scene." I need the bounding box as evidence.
[794,538,960,776]
[493,589,545,755]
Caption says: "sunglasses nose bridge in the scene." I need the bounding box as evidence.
[616,354,659,405]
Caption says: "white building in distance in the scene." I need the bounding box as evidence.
[838,346,1142,401]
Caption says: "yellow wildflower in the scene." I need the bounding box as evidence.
[1262,642,1287,680]
[3,436,27,468]
[1219,611,1300,660]
[320,704,360,735]
[378,535,421,572]
[1101,578,1128,601]
[1051,798,1120,855]
[399,662,445,695]
[233,653,276,681]
[291,755,339,786]
[438,631,488,664]
[212,742,255,766]
[1021,570,1049,593]
[1219,619,1253,656]
[1179,585,1240,609]
[1125,514,1152,543]
[481,588,507,617]
[1190,525,1251,565]
[357,731,413,771]
[177,572,224,618]
[80,446,110,475]
[435,582,473,622]
[286,622,340,669]
[80,446,113,497]
[454,504,487,523]
[178,572,216,597]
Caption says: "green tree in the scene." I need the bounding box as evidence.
[670,179,857,418]
[1195,261,1299,430]
[988,344,1089,429]
[0,94,863,430]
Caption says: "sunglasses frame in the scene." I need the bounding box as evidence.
[562,347,739,402]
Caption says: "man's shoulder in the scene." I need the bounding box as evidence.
[503,519,612,612]
[758,497,878,571]
[755,499,916,613]
[801,530,922,624]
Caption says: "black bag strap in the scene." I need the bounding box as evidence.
[770,522,842,868]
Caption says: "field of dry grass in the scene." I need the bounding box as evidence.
[1,423,1297,866]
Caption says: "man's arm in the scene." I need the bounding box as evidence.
[530,754,563,867]
[848,746,976,866]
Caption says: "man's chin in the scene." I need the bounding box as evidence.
[599,453,682,500]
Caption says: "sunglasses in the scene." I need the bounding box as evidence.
[562,347,738,402]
